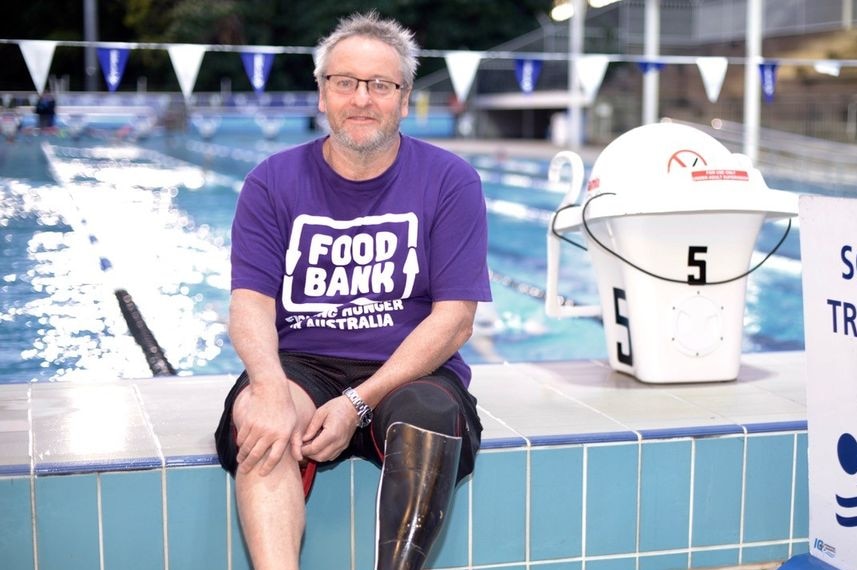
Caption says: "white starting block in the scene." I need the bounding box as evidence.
[546,122,798,383]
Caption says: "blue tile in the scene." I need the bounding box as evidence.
[639,440,691,552]
[166,466,228,570]
[692,437,743,547]
[35,474,100,570]
[744,434,794,542]
[530,446,583,560]
[793,433,809,539]
[792,540,809,555]
[229,479,253,570]
[354,459,381,570]
[586,444,639,557]
[742,543,790,564]
[425,477,470,569]
[303,461,351,569]
[0,477,34,570]
[586,556,636,570]
[101,470,164,570]
[691,548,739,568]
[472,450,527,566]
[537,561,582,570]
[640,552,689,570]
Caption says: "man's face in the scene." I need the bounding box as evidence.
[318,36,410,154]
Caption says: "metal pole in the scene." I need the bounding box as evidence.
[568,0,586,149]
[642,0,660,125]
[84,0,99,91]
[743,0,762,163]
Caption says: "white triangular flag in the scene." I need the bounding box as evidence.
[444,51,482,102]
[696,57,729,103]
[19,40,57,94]
[168,44,207,103]
[574,55,610,103]
[814,60,840,77]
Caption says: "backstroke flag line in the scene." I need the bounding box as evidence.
[445,51,482,103]
[168,44,207,103]
[696,57,729,103]
[19,40,57,94]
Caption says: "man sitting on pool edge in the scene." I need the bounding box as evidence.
[214,11,491,570]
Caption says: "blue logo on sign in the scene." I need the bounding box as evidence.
[814,538,836,558]
[835,432,857,527]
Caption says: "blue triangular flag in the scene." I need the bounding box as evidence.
[637,61,665,74]
[759,62,778,103]
[241,51,275,95]
[514,59,542,94]
[97,47,130,92]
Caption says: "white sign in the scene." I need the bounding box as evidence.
[800,194,857,570]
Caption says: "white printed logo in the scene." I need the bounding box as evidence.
[282,213,419,313]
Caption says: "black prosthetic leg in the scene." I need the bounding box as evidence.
[375,422,462,570]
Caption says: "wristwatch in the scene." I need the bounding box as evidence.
[342,387,373,428]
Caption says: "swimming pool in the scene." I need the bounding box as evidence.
[0,123,828,384]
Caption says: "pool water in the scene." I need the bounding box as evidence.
[0,126,819,384]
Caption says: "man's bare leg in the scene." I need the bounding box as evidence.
[234,383,316,570]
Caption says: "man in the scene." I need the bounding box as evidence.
[214,11,491,570]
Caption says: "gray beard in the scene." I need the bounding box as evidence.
[329,119,401,155]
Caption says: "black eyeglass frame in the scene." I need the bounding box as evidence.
[323,74,403,95]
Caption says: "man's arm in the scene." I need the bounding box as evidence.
[229,288,304,476]
[300,299,476,461]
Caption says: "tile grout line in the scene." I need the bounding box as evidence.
[28,383,39,570]
[634,437,642,570]
[97,474,105,570]
[788,432,798,560]
[130,382,169,570]
[687,438,697,567]
[351,459,357,570]
[581,445,588,570]
[738,424,750,565]
[226,475,233,570]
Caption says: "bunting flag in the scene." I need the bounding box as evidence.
[514,59,543,94]
[167,44,207,103]
[241,51,275,94]
[695,56,729,103]
[637,61,665,74]
[574,55,610,103]
[97,47,130,92]
[444,51,482,103]
[19,40,57,94]
[759,62,778,103]
[814,60,841,77]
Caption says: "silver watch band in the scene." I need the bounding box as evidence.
[342,387,373,427]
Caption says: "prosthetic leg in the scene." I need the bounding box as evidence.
[375,422,462,570]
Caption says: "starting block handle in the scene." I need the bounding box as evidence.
[545,151,602,319]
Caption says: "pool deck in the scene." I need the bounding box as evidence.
[0,350,807,475]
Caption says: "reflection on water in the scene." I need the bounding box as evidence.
[1,143,233,382]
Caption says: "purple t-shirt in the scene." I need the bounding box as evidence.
[231,135,492,386]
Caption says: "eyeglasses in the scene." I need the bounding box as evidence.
[324,74,402,98]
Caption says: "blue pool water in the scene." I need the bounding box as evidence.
[0,122,833,384]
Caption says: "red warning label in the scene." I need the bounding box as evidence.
[692,169,749,182]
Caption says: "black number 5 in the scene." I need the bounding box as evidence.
[613,287,633,366]
[688,246,708,284]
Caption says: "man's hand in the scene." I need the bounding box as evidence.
[233,379,299,476]
[300,395,361,463]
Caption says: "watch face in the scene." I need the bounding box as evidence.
[358,411,373,427]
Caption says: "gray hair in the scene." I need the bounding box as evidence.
[313,11,419,89]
